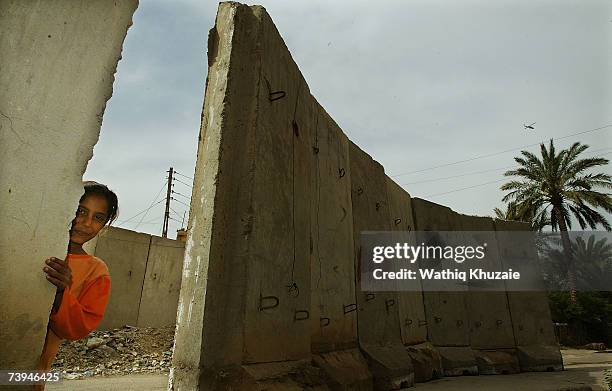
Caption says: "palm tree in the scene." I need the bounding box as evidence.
[501,139,612,301]
[542,234,612,291]
[572,235,612,290]
[493,201,551,231]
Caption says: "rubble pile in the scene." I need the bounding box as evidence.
[52,325,175,379]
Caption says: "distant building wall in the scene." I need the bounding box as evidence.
[91,227,185,330]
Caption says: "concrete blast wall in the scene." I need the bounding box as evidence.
[493,219,563,372]
[171,2,561,390]
[137,235,185,328]
[95,228,150,329]
[87,227,185,330]
[0,0,138,377]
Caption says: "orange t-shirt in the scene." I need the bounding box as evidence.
[36,254,111,377]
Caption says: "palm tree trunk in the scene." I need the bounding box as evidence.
[554,206,576,303]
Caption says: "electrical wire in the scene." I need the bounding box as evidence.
[174,171,193,180]
[401,147,612,187]
[420,150,612,198]
[390,123,612,178]
[171,190,191,200]
[170,197,190,208]
[116,180,167,225]
[173,177,193,188]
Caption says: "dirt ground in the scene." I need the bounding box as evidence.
[50,325,175,379]
[46,330,612,391]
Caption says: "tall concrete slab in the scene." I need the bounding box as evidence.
[385,178,427,346]
[385,180,443,383]
[171,4,324,390]
[350,143,414,389]
[309,105,372,389]
[239,4,313,365]
[457,214,519,375]
[95,227,151,330]
[410,198,477,377]
[0,0,137,376]
[137,236,185,328]
[493,219,563,372]
[309,105,358,354]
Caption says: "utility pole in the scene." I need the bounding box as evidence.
[162,167,173,238]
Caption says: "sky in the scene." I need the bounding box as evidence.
[85,0,612,237]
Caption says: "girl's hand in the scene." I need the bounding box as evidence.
[43,257,72,291]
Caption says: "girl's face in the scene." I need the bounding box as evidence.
[69,194,110,245]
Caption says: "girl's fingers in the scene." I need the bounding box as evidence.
[47,258,68,272]
[44,266,62,279]
[45,275,65,288]
[44,266,70,285]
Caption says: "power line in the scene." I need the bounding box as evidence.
[169,206,184,220]
[170,197,190,208]
[400,147,612,187]
[116,180,168,225]
[174,171,193,180]
[390,123,612,178]
[173,177,193,188]
[171,190,191,200]
[138,217,162,225]
[424,178,507,198]
[401,165,515,186]
[420,150,612,199]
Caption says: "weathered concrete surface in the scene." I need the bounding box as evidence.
[171,4,271,388]
[386,180,440,383]
[239,0,314,365]
[95,227,151,330]
[0,0,137,377]
[385,178,427,347]
[493,219,563,372]
[406,343,444,383]
[312,349,373,390]
[81,227,185,330]
[171,4,320,390]
[458,214,519,375]
[310,104,358,355]
[137,236,184,328]
[410,198,477,377]
[211,361,330,391]
[169,2,563,389]
[350,142,414,389]
[309,106,372,387]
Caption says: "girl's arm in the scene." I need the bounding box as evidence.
[51,290,64,314]
[49,275,111,340]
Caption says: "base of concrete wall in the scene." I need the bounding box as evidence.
[312,348,372,390]
[198,360,331,390]
[405,342,443,383]
[474,349,520,375]
[516,345,564,372]
[436,347,479,377]
[361,344,415,390]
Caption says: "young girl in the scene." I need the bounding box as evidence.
[36,181,118,388]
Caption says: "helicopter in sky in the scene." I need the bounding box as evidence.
[524,122,536,130]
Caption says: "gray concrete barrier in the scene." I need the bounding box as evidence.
[0,0,137,371]
[350,143,415,389]
[410,198,477,377]
[493,219,563,372]
[458,214,519,375]
[95,228,150,330]
[137,236,185,328]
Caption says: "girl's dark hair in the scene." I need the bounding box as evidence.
[80,181,119,226]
